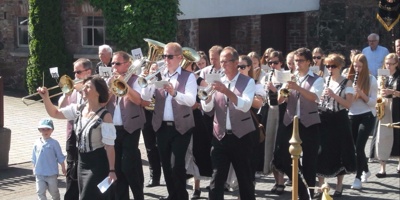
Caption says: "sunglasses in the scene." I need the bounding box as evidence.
[268,61,279,65]
[313,56,322,60]
[325,65,338,69]
[38,128,52,131]
[73,69,89,74]
[161,54,177,59]
[111,62,127,66]
[237,65,248,70]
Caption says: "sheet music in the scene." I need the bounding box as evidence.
[154,80,169,89]
[378,69,390,76]
[275,70,292,83]
[205,73,222,84]
[99,66,112,78]
[310,66,319,74]
[97,177,114,193]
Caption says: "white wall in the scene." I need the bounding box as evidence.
[178,0,320,20]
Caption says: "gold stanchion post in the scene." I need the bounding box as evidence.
[289,115,302,200]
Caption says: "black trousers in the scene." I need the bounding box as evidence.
[156,123,192,200]
[142,109,161,181]
[209,133,255,200]
[64,133,79,200]
[275,122,320,200]
[349,112,375,178]
[114,128,144,200]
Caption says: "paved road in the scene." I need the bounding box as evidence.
[0,92,399,199]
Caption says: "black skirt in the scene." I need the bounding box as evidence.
[78,147,113,200]
[316,109,356,177]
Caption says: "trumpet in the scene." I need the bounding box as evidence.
[109,58,145,97]
[280,73,297,98]
[22,75,81,106]
[138,60,166,88]
[198,84,216,101]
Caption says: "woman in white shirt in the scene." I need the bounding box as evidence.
[347,54,378,190]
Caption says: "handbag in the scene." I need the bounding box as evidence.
[250,110,266,143]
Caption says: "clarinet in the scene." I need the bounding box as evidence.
[319,72,332,111]
[268,69,278,105]
[353,71,358,87]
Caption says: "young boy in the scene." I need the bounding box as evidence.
[32,118,66,200]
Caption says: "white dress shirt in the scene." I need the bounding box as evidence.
[201,72,256,129]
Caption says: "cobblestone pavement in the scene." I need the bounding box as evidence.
[1,93,399,200]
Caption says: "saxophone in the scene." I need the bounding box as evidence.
[376,75,386,120]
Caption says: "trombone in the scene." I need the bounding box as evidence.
[21,75,81,106]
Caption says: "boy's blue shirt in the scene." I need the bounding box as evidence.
[32,137,65,176]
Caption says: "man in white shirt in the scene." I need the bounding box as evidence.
[362,33,389,77]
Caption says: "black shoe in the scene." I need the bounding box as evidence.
[270,184,278,193]
[332,190,343,197]
[284,179,292,186]
[191,189,201,199]
[313,192,322,199]
[375,172,387,178]
[275,185,285,195]
[146,179,160,187]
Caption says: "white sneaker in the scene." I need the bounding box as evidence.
[361,171,371,182]
[351,178,362,189]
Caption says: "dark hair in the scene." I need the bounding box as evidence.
[197,50,211,66]
[294,47,312,62]
[84,75,109,103]
[113,51,133,62]
[239,55,254,79]
[74,58,93,74]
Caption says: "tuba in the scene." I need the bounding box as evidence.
[181,47,200,70]
[143,38,165,70]
[376,75,386,120]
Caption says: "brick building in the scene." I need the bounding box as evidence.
[0,0,398,92]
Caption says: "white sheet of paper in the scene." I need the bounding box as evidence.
[261,64,270,72]
[49,67,59,78]
[275,70,292,83]
[97,177,114,193]
[131,48,143,60]
[378,69,390,76]
[205,73,222,84]
[310,66,319,74]
[154,80,169,89]
[99,66,112,78]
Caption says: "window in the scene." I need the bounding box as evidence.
[82,16,105,47]
[17,17,29,47]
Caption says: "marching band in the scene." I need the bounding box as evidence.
[32,37,400,200]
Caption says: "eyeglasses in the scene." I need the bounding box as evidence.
[161,54,177,59]
[111,62,127,66]
[268,61,279,65]
[294,59,306,63]
[313,56,322,60]
[73,69,89,74]
[385,62,398,66]
[237,65,248,70]
[325,65,338,69]
[220,60,234,64]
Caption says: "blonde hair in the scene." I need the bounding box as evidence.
[348,54,370,97]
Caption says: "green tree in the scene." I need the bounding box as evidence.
[26,0,68,94]
[89,0,180,52]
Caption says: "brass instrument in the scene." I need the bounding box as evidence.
[376,75,386,120]
[22,75,81,106]
[138,61,166,88]
[280,73,297,98]
[143,38,165,70]
[110,58,145,97]
[381,122,400,129]
[181,47,200,70]
[197,84,216,101]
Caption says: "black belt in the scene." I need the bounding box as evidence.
[225,129,233,135]
[162,121,175,127]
